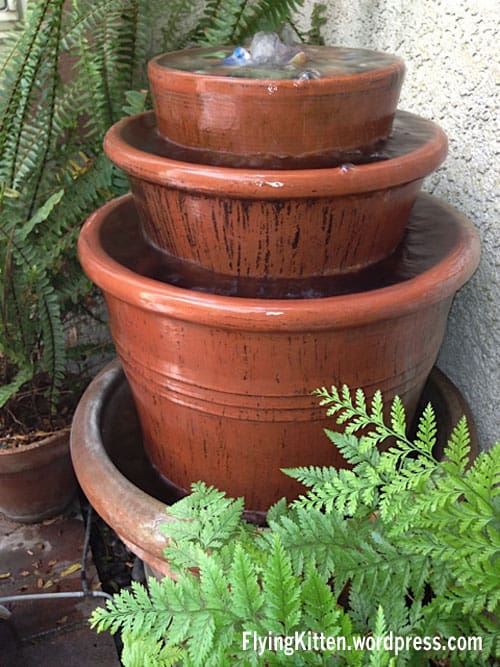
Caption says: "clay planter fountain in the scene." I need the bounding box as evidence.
[148,45,405,168]
[73,40,480,522]
[105,111,447,279]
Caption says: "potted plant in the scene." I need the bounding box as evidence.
[0,0,148,520]
[91,386,499,666]
[0,185,82,521]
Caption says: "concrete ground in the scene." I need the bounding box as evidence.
[0,501,121,666]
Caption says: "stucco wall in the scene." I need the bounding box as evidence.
[296,0,499,447]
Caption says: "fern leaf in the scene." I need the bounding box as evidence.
[121,633,183,667]
[262,535,301,633]
[442,416,471,473]
[229,543,264,620]
[301,563,340,634]
[389,395,406,437]
[0,366,33,409]
[413,402,437,455]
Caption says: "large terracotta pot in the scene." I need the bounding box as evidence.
[70,359,478,578]
[104,111,447,280]
[148,45,405,168]
[0,431,76,523]
[77,193,479,511]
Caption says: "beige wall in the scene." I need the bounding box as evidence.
[296,0,499,446]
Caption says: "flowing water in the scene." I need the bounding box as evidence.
[154,45,401,81]
[121,110,440,170]
[102,195,460,300]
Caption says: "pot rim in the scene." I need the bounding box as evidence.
[70,361,169,565]
[0,429,70,473]
[0,429,70,456]
[148,45,405,92]
[78,193,480,331]
[103,110,447,198]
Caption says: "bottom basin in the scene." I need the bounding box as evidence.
[71,360,477,578]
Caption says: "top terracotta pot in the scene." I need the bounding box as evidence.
[148,45,405,168]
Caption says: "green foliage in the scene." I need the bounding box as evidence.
[307,3,328,45]
[90,386,499,665]
[193,0,305,46]
[1,0,301,418]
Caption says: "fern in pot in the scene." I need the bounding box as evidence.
[91,387,499,666]
[0,0,151,522]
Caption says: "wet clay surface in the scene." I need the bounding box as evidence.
[101,194,464,299]
[79,191,479,510]
[148,44,404,165]
[119,109,437,170]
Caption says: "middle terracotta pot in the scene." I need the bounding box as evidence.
[78,193,479,511]
[104,110,447,280]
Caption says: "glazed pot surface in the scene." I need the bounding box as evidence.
[77,193,479,510]
[104,111,447,279]
[148,45,405,168]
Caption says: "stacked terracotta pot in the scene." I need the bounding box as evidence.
[78,44,479,511]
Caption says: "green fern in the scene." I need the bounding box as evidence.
[120,633,184,667]
[193,0,304,46]
[307,2,327,45]
[91,386,499,665]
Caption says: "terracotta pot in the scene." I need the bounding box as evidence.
[104,111,447,280]
[0,431,76,523]
[77,193,479,511]
[148,45,405,168]
[71,359,478,578]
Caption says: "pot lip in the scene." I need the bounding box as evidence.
[103,110,448,198]
[148,45,405,91]
[0,428,70,457]
[70,361,168,558]
[78,193,480,331]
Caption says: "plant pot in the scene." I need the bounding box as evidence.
[148,45,405,168]
[104,111,447,280]
[0,430,76,523]
[70,359,478,578]
[77,193,479,511]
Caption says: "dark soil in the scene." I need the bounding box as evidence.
[0,374,86,449]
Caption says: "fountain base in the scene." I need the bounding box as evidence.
[71,360,477,578]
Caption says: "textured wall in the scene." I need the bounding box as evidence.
[296,0,499,446]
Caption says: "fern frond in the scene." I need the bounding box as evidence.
[194,0,304,46]
[0,366,33,410]
[307,2,327,45]
[442,415,471,474]
[301,563,341,634]
[262,535,301,633]
[229,543,264,620]
[160,482,247,572]
[232,0,305,43]
[121,633,184,667]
